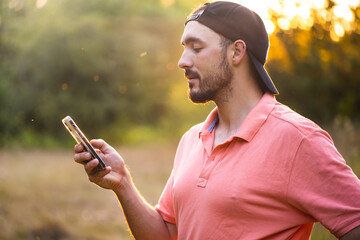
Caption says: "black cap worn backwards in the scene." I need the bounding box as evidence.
[185,1,279,95]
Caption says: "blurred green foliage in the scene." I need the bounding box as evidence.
[270,27,360,123]
[0,0,204,146]
[0,0,359,147]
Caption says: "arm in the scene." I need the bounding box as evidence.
[74,139,177,240]
[340,225,360,240]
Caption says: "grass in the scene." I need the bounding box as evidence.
[0,143,176,240]
[0,119,359,239]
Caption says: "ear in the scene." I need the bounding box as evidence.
[231,40,246,65]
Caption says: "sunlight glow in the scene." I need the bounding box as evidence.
[298,5,311,19]
[311,0,328,10]
[264,19,275,34]
[8,0,24,11]
[330,29,340,42]
[318,9,332,24]
[277,18,290,31]
[334,23,345,37]
[226,0,359,41]
[282,2,297,19]
[36,0,47,8]
[333,5,354,22]
[333,0,360,9]
[160,0,175,8]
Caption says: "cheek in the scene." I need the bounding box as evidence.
[199,49,223,67]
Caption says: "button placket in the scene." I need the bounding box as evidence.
[197,149,221,188]
[197,140,233,188]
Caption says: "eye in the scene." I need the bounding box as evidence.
[193,46,202,53]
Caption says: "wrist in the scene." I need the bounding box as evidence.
[113,170,134,198]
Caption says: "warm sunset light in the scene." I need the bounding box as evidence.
[160,0,175,8]
[2,1,360,239]
[228,0,360,41]
[36,0,47,8]
[140,52,148,57]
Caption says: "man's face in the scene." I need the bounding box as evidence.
[178,21,233,103]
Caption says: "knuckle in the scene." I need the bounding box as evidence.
[82,152,90,159]
[73,154,80,162]
[84,162,92,172]
[88,176,95,183]
[74,144,82,152]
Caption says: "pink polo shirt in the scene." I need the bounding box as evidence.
[155,93,360,239]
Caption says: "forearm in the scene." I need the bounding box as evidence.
[114,174,175,240]
[74,140,175,239]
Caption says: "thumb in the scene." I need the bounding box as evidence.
[90,139,111,152]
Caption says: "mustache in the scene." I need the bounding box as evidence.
[185,69,200,79]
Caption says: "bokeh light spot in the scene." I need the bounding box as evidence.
[160,0,175,8]
[36,0,47,8]
[61,83,68,91]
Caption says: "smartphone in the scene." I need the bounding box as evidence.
[62,116,106,169]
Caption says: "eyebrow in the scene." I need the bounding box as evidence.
[181,36,205,46]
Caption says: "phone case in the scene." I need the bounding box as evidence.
[62,116,106,169]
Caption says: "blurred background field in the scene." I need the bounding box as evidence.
[1,125,359,240]
[1,0,360,239]
[0,143,178,240]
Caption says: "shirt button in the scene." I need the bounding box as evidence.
[197,178,208,188]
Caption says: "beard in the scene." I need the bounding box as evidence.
[187,53,233,104]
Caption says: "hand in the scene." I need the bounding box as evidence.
[74,139,129,191]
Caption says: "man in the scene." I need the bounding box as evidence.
[74,1,360,239]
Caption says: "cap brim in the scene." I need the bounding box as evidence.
[248,52,279,95]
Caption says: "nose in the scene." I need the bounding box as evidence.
[178,49,192,69]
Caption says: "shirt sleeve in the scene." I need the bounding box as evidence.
[287,130,360,238]
[155,170,176,224]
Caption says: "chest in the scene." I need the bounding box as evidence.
[172,136,295,221]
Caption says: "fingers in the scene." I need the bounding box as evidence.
[83,158,108,175]
[90,139,112,153]
[84,158,101,173]
[75,152,111,181]
[88,166,112,183]
[90,139,105,147]
[74,151,92,164]
[85,160,111,183]
[74,143,84,153]
[72,139,115,188]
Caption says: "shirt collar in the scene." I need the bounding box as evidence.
[199,108,219,138]
[235,93,276,142]
[199,93,276,142]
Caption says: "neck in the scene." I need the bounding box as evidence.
[212,72,264,145]
[215,89,263,134]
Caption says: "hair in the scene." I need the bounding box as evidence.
[219,36,232,52]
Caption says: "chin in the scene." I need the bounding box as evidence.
[189,91,211,104]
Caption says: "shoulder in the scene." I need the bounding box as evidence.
[268,101,331,140]
[172,121,204,168]
[178,122,204,146]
